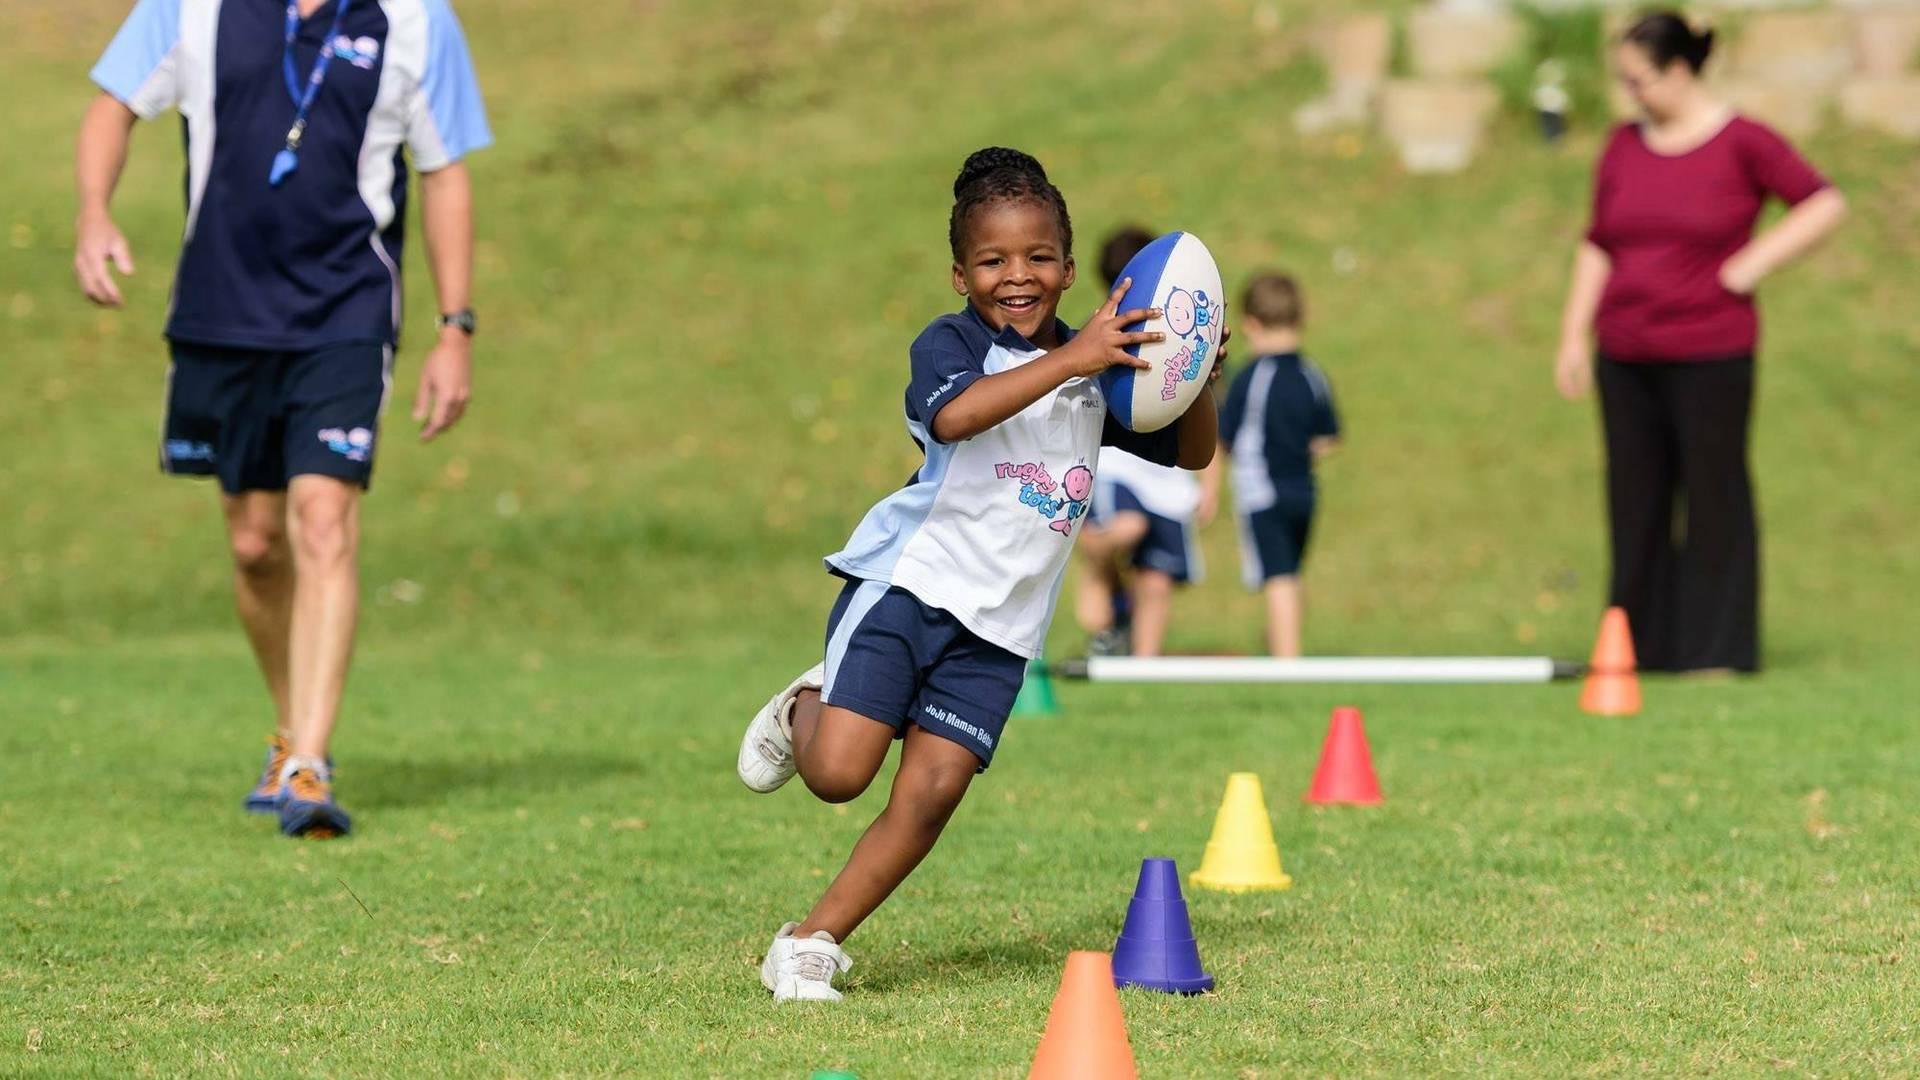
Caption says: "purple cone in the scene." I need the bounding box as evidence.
[1112,857,1214,994]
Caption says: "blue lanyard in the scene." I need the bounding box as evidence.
[269,0,353,187]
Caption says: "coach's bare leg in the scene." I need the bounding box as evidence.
[285,475,361,760]
[223,492,295,737]
[796,725,978,942]
[1130,568,1176,657]
[1264,576,1303,658]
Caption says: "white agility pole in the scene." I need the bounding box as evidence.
[1055,656,1581,684]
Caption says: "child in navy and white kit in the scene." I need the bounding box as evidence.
[1075,226,1223,657]
[735,148,1221,1002]
[1219,272,1340,658]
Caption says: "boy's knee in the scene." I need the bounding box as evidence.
[802,765,874,805]
[894,754,974,823]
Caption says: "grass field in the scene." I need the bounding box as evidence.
[5,0,1920,1075]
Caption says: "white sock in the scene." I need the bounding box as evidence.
[279,754,330,785]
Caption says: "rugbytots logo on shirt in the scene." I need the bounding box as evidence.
[318,427,375,463]
[331,35,381,70]
[1160,288,1219,402]
[994,461,1094,537]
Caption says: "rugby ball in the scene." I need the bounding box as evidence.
[1097,231,1225,432]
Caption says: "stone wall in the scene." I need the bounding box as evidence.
[1293,1,1920,173]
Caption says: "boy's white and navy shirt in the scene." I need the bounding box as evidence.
[826,305,1182,659]
[91,0,492,351]
[1219,351,1340,511]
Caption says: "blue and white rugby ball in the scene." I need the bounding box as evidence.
[1098,231,1225,433]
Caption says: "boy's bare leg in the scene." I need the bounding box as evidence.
[795,726,978,942]
[1074,559,1120,634]
[1264,576,1303,658]
[1130,569,1176,657]
[790,692,893,803]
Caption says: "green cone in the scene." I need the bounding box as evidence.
[1011,656,1059,717]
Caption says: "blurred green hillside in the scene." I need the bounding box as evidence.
[3,0,1915,666]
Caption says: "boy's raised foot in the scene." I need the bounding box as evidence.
[736,664,823,793]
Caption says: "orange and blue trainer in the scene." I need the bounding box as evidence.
[278,758,351,839]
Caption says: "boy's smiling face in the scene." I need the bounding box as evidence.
[952,200,1074,348]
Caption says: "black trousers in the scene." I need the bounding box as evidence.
[1595,355,1759,672]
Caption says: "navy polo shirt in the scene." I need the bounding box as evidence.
[92,0,492,351]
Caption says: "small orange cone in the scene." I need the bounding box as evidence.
[1580,606,1641,716]
[1028,952,1138,1080]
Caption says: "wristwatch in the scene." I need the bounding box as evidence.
[437,308,477,336]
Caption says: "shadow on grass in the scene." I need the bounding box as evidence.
[852,923,1114,994]
[347,752,645,809]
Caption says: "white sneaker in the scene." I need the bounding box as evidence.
[760,921,852,1002]
[736,663,824,793]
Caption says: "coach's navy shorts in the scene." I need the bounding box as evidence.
[161,341,392,494]
[1091,481,1203,585]
[820,577,1027,769]
[1238,495,1316,586]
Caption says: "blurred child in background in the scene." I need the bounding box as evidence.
[1219,272,1340,657]
[1074,226,1222,657]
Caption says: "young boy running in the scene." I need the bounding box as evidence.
[735,149,1221,1002]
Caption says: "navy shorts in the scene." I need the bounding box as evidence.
[820,577,1027,769]
[1238,496,1315,586]
[161,341,392,494]
[1092,482,1202,585]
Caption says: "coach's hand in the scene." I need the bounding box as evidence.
[414,331,472,441]
[74,211,135,307]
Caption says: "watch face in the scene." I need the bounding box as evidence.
[442,311,476,334]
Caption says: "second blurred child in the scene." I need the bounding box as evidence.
[1219,272,1340,657]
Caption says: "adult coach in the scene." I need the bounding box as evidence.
[74,0,491,836]
[1554,12,1845,674]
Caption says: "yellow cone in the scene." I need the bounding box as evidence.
[1188,772,1293,892]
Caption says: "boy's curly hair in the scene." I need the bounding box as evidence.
[948,147,1073,263]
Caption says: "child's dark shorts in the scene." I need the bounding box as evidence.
[1237,493,1316,586]
[819,577,1027,769]
[1091,480,1203,585]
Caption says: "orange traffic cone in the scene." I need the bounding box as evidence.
[1580,606,1641,716]
[1028,952,1138,1080]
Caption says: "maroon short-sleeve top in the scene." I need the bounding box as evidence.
[1586,116,1829,361]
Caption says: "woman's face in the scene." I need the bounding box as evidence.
[1615,43,1693,121]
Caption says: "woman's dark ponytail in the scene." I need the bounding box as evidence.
[1623,11,1715,74]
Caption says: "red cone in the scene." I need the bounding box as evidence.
[1305,706,1383,805]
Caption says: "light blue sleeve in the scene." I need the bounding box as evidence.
[411,0,493,168]
[89,0,184,117]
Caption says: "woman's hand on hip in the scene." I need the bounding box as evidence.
[1555,339,1592,400]
[1718,253,1760,296]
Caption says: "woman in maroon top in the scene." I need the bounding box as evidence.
[1555,12,1847,674]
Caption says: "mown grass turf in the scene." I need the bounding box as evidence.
[4,0,1919,1074]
